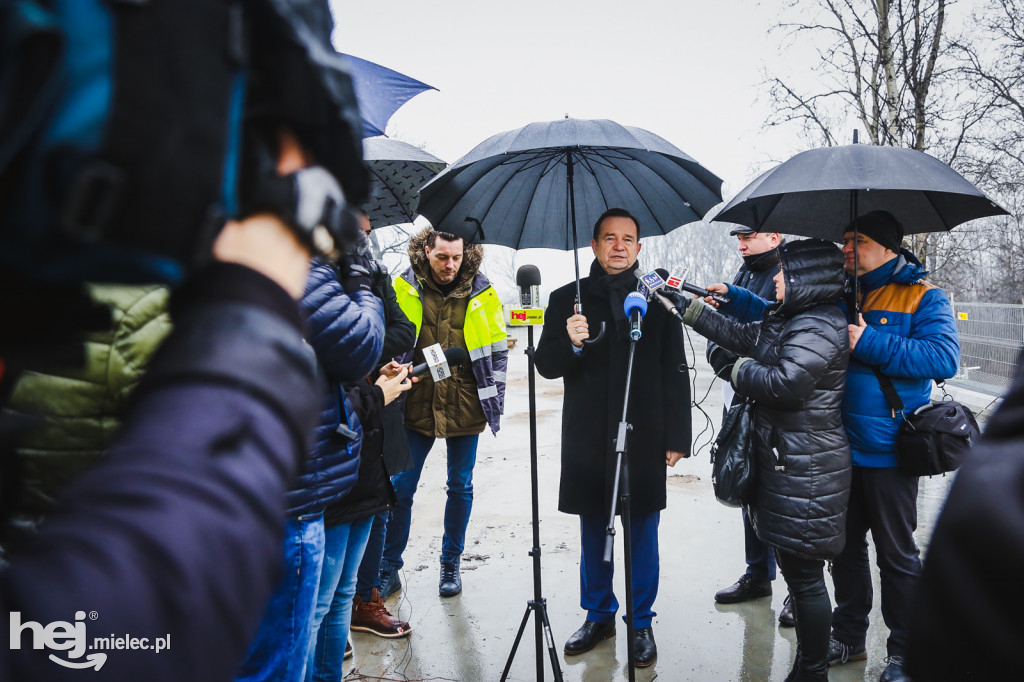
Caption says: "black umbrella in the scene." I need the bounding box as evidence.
[343,54,437,138]
[712,144,1009,311]
[713,144,1008,238]
[362,137,446,228]
[418,117,724,328]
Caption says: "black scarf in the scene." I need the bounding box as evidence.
[587,259,641,339]
[742,243,782,273]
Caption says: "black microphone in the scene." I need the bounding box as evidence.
[410,346,468,379]
[624,291,648,341]
[516,264,542,308]
[677,280,731,305]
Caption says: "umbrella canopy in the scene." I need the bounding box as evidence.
[342,54,436,138]
[362,137,446,228]
[418,118,724,251]
[713,144,1008,239]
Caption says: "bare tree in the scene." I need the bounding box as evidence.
[766,0,952,152]
[948,0,1024,300]
[638,218,740,287]
[761,0,1024,298]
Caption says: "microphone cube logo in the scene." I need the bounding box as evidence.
[509,309,543,326]
[665,275,683,289]
[637,271,664,299]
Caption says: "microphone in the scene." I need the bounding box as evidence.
[636,267,731,307]
[623,291,648,341]
[635,268,685,322]
[516,264,541,308]
[676,280,731,305]
[410,346,468,379]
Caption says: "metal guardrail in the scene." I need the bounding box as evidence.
[951,302,1024,391]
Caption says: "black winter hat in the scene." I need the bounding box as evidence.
[846,211,904,253]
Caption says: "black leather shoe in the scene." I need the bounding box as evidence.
[632,627,657,667]
[827,637,867,666]
[880,655,910,682]
[439,556,462,597]
[779,595,795,627]
[564,619,615,655]
[715,574,772,604]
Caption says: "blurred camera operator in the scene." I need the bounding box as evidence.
[0,1,367,679]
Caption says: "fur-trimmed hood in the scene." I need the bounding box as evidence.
[407,226,484,289]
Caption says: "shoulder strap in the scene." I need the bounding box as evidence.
[871,366,906,418]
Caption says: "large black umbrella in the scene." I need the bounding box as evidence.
[362,137,446,228]
[713,144,1008,238]
[418,117,724,321]
[712,143,1008,312]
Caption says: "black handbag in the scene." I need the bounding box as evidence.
[873,369,980,476]
[710,398,757,507]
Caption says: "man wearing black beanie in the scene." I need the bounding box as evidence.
[828,211,960,682]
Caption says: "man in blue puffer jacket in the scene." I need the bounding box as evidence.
[827,211,960,682]
[236,251,383,682]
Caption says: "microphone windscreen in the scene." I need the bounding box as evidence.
[516,264,541,287]
[623,291,649,317]
[444,346,469,366]
[655,268,669,280]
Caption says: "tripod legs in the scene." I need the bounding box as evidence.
[501,598,563,682]
[500,326,564,681]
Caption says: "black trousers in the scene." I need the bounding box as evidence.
[775,550,831,677]
[831,466,921,657]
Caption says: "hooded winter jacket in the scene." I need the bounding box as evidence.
[706,243,783,381]
[394,227,508,437]
[292,261,384,517]
[687,239,851,561]
[838,251,960,468]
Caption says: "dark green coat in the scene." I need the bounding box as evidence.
[8,284,171,513]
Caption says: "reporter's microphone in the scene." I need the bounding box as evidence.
[624,291,648,341]
[410,346,468,379]
[677,281,731,305]
[635,268,685,322]
[516,264,541,308]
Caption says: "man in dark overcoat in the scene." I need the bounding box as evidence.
[534,208,690,669]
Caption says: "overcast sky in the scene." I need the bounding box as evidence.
[330,0,827,198]
[328,0,971,295]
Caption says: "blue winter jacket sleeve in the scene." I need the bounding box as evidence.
[300,262,384,381]
[719,284,773,323]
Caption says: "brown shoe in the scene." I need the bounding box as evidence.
[350,587,412,638]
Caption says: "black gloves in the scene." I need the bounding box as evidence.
[335,253,373,294]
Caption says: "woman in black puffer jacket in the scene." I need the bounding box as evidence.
[683,238,851,682]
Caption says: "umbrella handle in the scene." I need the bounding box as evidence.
[583,321,606,347]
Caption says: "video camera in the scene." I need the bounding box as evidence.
[0,0,368,286]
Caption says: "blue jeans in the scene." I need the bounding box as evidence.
[579,512,660,629]
[743,506,777,580]
[306,516,374,681]
[355,510,389,600]
[236,512,325,682]
[382,430,479,570]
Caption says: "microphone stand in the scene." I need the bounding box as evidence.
[501,321,563,682]
[604,330,641,682]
